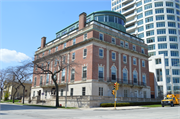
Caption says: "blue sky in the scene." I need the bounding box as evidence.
[0,0,111,69]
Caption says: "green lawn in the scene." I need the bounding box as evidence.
[0,99,20,103]
[141,104,163,107]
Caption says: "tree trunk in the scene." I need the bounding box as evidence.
[13,88,18,103]
[0,89,2,101]
[55,83,59,107]
[22,86,25,104]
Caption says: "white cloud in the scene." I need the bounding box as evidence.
[0,49,32,63]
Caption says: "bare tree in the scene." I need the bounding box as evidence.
[0,69,8,100]
[33,53,78,107]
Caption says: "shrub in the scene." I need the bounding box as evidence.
[4,91,9,101]
[100,102,161,107]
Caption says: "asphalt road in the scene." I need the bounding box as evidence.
[0,103,180,119]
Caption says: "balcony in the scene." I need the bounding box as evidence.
[122,0,135,8]
[122,5,135,14]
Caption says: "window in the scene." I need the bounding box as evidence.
[173,77,180,83]
[146,23,154,29]
[133,45,136,51]
[178,23,180,28]
[125,42,129,48]
[99,67,104,79]
[174,86,180,92]
[169,29,176,34]
[171,51,179,57]
[144,0,151,4]
[137,13,143,19]
[84,33,87,40]
[155,2,163,7]
[142,74,146,85]
[146,30,154,36]
[142,60,145,67]
[176,10,180,15]
[144,4,152,10]
[137,20,143,25]
[120,41,124,47]
[73,39,76,45]
[49,49,51,54]
[124,90,128,97]
[82,87,86,96]
[155,9,164,14]
[157,29,166,34]
[34,77,36,87]
[145,10,153,16]
[148,44,155,50]
[168,22,176,27]
[138,26,144,32]
[111,37,116,44]
[147,37,155,43]
[176,3,180,9]
[64,43,66,48]
[62,69,65,81]
[71,69,75,81]
[159,51,168,56]
[156,69,162,81]
[171,59,179,66]
[42,52,44,57]
[177,16,180,21]
[167,8,174,13]
[145,17,153,23]
[165,59,169,66]
[72,52,75,60]
[156,22,165,27]
[63,56,66,64]
[112,52,116,60]
[169,36,177,41]
[170,44,178,49]
[172,69,180,75]
[82,66,87,78]
[167,78,170,83]
[141,48,145,54]
[133,70,138,83]
[40,76,43,85]
[148,52,156,56]
[166,2,173,7]
[158,43,167,49]
[99,87,103,96]
[144,91,147,98]
[156,15,164,20]
[137,1,142,7]
[138,33,144,38]
[123,68,128,82]
[133,58,137,65]
[46,74,49,83]
[167,15,175,20]
[158,36,166,42]
[156,59,161,64]
[99,33,104,40]
[111,66,116,81]
[70,88,73,96]
[83,49,87,57]
[99,48,104,57]
[137,7,142,13]
[60,89,63,96]
[123,55,127,63]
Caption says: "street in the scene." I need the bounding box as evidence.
[0,103,180,119]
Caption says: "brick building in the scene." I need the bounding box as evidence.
[31,11,154,107]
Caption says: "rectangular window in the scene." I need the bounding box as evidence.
[156,59,161,64]
[73,39,76,45]
[173,77,180,83]
[168,22,176,27]
[99,67,104,79]
[40,76,43,85]
[146,23,154,29]
[138,26,144,32]
[157,29,166,34]
[167,15,175,20]
[156,22,165,27]
[172,69,180,75]
[144,91,147,98]
[61,89,63,96]
[170,44,178,49]
[56,46,58,52]
[82,66,87,78]
[166,2,173,7]
[71,69,75,81]
[141,48,145,54]
[158,43,167,49]
[167,8,174,13]
[137,7,142,13]
[124,90,128,97]
[125,42,129,48]
[120,41,124,47]
[133,45,136,51]
[156,15,164,20]
[165,59,169,66]
[177,16,180,21]
[133,58,137,65]
[159,51,168,56]
[169,29,176,34]
[144,0,151,4]
[70,88,73,96]
[137,20,143,25]
[72,52,75,60]
[137,1,142,7]
[111,37,116,44]
[137,13,143,19]
[33,91,35,97]
[62,69,65,81]
[83,49,87,57]
[49,49,51,54]
[146,30,154,36]
[145,17,153,23]
[156,69,163,81]
[82,87,86,96]
[155,9,164,14]
[155,2,163,7]
[148,44,155,50]
[123,55,127,63]
[112,52,116,60]
[176,10,180,15]
[171,59,179,66]
[176,3,180,9]
[167,78,170,83]
[99,48,104,57]
[64,43,66,48]
[145,10,153,16]
[99,33,104,40]
[147,37,155,43]
[148,52,156,56]
[169,36,177,41]
[84,33,87,40]
[142,60,145,67]
[99,87,103,96]
[171,51,179,56]
[144,4,152,10]
[158,36,166,42]
[138,33,144,38]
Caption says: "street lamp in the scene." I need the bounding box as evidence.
[170,63,180,94]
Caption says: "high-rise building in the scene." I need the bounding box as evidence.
[111,0,180,97]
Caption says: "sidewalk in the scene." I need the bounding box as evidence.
[79,106,148,111]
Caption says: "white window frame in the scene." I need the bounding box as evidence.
[120,41,124,47]
[64,42,66,49]
[125,42,129,48]
[82,66,87,79]
[73,38,76,45]
[142,60,145,67]
[133,45,136,51]
[133,58,137,65]
[124,90,128,97]
[83,49,87,58]
[99,87,103,96]
[98,66,104,80]
[84,33,87,40]
[99,48,104,58]
[112,52,116,60]
[56,46,58,52]
[71,69,75,81]
[111,37,116,44]
[141,48,145,54]
[99,33,104,41]
[123,55,127,63]
[72,52,75,61]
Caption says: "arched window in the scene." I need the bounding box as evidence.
[133,70,138,83]
[111,66,116,81]
[142,74,146,85]
[123,68,128,82]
